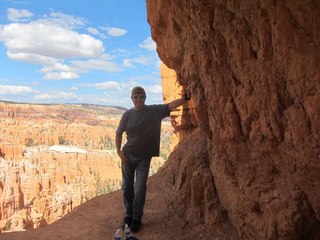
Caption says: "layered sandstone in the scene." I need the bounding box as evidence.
[147,0,320,239]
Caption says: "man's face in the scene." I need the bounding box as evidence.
[132,93,146,109]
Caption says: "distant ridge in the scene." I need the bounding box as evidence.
[0,100,127,111]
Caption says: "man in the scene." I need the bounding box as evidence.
[115,86,190,232]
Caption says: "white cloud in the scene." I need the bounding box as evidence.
[94,81,121,90]
[105,27,127,37]
[41,62,74,73]
[34,93,51,99]
[146,84,163,94]
[122,56,155,68]
[121,37,159,69]
[0,13,109,80]
[0,25,105,80]
[71,54,120,72]
[35,91,77,100]
[44,71,79,80]
[36,55,120,80]
[7,52,58,65]
[0,8,159,91]
[123,59,133,68]
[72,93,130,107]
[132,56,153,65]
[88,27,100,35]
[44,11,87,29]
[0,22,104,60]
[139,36,156,51]
[7,8,33,22]
[0,85,36,94]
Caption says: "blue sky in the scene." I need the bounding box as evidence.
[0,0,163,108]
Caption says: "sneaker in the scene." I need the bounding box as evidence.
[130,219,141,232]
[122,216,133,230]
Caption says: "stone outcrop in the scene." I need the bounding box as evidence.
[162,63,196,140]
[148,0,320,239]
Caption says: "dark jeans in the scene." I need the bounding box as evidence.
[121,154,151,220]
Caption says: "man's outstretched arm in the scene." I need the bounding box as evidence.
[168,93,191,111]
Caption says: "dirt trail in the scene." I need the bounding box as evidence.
[0,173,221,240]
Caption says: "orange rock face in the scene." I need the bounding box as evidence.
[148,0,320,239]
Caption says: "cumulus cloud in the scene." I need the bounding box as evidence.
[0,85,36,95]
[132,56,153,65]
[6,51,57,65]
[120,37,158,69]
[88,27,100,35]
[122,56,155,68]
[94,81,121,90]
[0,7,162,106]
[35,91,77,100]
[105,27,127,37]
[7,8,33,22]
[40,63,79,79]
[123,59,133,68]
[71,54,120,72]
[37,54,120,80]
[147,84,163,94]
[42,11,87,29]
[139,36,156,51]
[0,9,110,80]
[44,72,79,80]
[41,62,75,73]
[0,22,104,60]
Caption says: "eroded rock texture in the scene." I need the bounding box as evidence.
[148,0,320,239]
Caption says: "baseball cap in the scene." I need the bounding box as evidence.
[131,86,146,97]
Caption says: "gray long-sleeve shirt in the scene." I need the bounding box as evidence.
[116,104,170,157]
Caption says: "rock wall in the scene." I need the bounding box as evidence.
[148,0,320,239]
[161,63,196,143]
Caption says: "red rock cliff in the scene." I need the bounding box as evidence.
[148,0,320,239]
